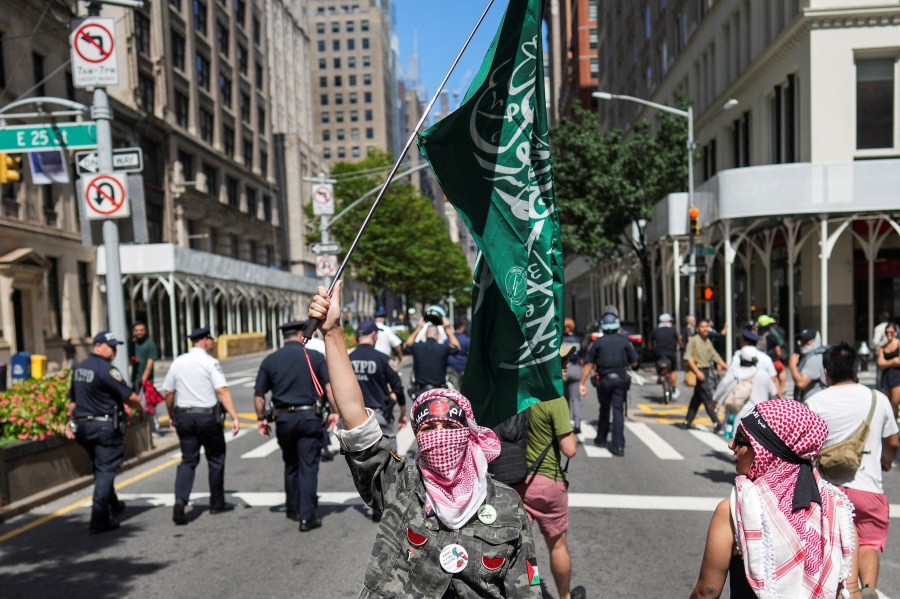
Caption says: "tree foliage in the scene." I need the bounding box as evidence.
[309,151,472,304]
[551,100,690,259]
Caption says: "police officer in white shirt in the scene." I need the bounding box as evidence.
[163,327,240,525]
[373,306,404,360]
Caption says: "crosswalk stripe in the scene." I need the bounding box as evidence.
[624,422,684,460]
[577,422,612,458]
[226,376,255,387]
[689,429,732,456]
[240,438,280,459]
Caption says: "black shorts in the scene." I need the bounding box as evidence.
[654,352,676,366]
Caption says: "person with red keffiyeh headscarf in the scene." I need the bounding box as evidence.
[308,283,541,598]
[690,399,860,599]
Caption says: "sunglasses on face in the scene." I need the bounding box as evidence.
[733,433,752,448]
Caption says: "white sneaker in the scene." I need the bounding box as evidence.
[673,387,681,399]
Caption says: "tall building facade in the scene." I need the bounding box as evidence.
[310,0,398,166]
[547,0,599,121]
[567,0,900,353]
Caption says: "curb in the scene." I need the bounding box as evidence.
[0,436,180,523]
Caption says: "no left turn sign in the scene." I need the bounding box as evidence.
[82,173,130,220]
[70,17,119,88]
[311,183,334,215]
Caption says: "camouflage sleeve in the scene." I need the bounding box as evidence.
[503,498,542,598]
[336,409,408,512]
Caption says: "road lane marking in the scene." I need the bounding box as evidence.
[241,438,280,459]
[576,422,612,458]
[689,429,732,456]
[635,403,712,425]
[624,422,684,460]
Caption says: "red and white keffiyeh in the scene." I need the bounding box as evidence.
[411,389,501,530]
[732,399,855,598]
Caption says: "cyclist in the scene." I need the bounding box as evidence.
[649,313,682,400]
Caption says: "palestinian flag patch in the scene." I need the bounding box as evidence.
[526,558,540,586]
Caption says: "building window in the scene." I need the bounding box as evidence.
[346,20,355,32]
[363,91,371,103]
[335,111,344,122]
[226,176,239,208]
[216,21,229,55]
[350,110,358,122]
[322,130,330,142]
[259,150,267,177]
[138,73,155,111]
[32,53,45,95]
[856,58,895,150]
[771,74,798,164]
[255,61,264,91]
[337,147,346,159]
[364,109,372,121]
[352,146,360,158]
[199,107,214,142]
[257,106,265,129]
[362,56,371,68]
[349,75,357,86]
[319,76,327,88]
[230,234,240,259]
[178,150,194,180]
[169,0,181,10]
[351,128,359,141]
[588,3,597,20]
[240,91,251,122]
[252,13,261,44]
[43,188,58,227]
[321,111,330,123]
[333,57,341,69]
[702,139,716,181]
[223,124,235,157]
[318,40,325,52]
[334,75,342,86]
[347,39,355,51]
[363,74,371,85]
[333,39,340,51]
[243,137,253,167]
[316,22,325,34]
[731,111,751,168]
[331,22,339,33]
[196,53,210,89]
[589,29,598,50]
[590,57,599,77]
[349,92,357,104]
[361,37,369,50]
[318,58,326,70]
[361,19,369,31]
[335,93,343,105]
[234,0,246,26]
[248,239,257,263]
[348,57,356,68]
[262,194,271,220]
[366,127,373,139]
[135,13,151,55]
[172,32,186,70]
[193,0,207,34]
[323,148,332,159]
[237,44,248,74]
[320,94,329,106]
[78,262,92,333]
[203,162,218,197]
[175,91,190,127]
[336,129,345,141]
[219,74,232,107]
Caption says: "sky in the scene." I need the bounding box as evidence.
[393,0,505,113]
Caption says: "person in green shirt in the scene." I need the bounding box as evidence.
[516,345,582,599]
[131,322,159,430]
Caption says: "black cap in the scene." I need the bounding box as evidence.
[799,328,818,342]
[741,329,761,343]
[187,326,212,341]
[92,331,124,347]
[279,320,307,334]
[357,319,378,336]
[374,306,386,318]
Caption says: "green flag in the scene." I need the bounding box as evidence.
[418,0,564,427]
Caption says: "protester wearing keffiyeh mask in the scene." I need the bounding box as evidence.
[691,399,860,599]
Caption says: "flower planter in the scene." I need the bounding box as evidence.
[0,420,152,507]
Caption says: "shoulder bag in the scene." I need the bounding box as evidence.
[816,390,878,480]
[684,339,700,388]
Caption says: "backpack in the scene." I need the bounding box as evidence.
[488,409,563,486]
[816,391,878,480]
[723,373,755,412]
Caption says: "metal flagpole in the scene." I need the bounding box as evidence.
[303,0,496,340]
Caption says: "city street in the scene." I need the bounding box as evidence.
[1,353,899,598]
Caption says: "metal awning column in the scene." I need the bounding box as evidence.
[723,225,736,359]
[673,238,682,324]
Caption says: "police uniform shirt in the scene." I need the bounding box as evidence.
[407,339,458,387]
[586,334,639,376]
[374,323,402,357]
[255,342,329,406]
[349,343,403,410]
[70,353,134,417]
[162,347,228,408]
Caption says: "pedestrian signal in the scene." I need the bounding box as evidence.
[688,205,700,236]
[696,284,716,303]
[0,153,23,184]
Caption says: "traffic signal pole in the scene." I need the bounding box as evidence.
[686,105,696,321]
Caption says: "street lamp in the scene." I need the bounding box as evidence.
[591,91,737,320]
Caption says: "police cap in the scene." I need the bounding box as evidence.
[92,331,125,347]
[187,326,213,341]
[279,320,308,335]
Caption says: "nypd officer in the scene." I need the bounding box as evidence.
[254,320,338,532]
[351,319,407,436]
[162,327,240,525]
[579,313,639,456]
[65,331,144,533]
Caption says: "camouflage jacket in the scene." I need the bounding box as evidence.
[336,412,541,598]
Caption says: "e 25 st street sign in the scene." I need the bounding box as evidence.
[0,122,98,152]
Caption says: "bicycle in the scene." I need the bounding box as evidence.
[656,357,674,404]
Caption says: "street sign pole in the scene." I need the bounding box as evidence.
[88,17,127,373]
[303,171,337,287]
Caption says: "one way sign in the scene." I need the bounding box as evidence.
[75,147,143,175]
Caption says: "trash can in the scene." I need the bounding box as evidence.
[31,354,47,379]
[10,352,31,382]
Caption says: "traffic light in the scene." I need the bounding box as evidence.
[688,205,701,236]
[696,284,716,303]
[0,153,23,185]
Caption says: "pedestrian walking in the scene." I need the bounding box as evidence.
[757,314,788,394]
[515,346,582,599]
[308,282,541,598]
[872,312,891,389]
[724,328,778,386]
[788,328,828,402]
[62,338,76,370]
[649,313,682,400]
[65,332,144,533]
[684,314,697,340]
[876,322,900,417]
[254,320,338,531]
[690,399,858,599]
[681,318,727,430]
[446,319,470,392]
[561,318,584,432]
[373,306,404,361]
[806,343,900,598]
[713,346,777,430]
[162,327,240,525]
[579,312,639,455]
[130,321,159,432]
[404,316,460,399]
